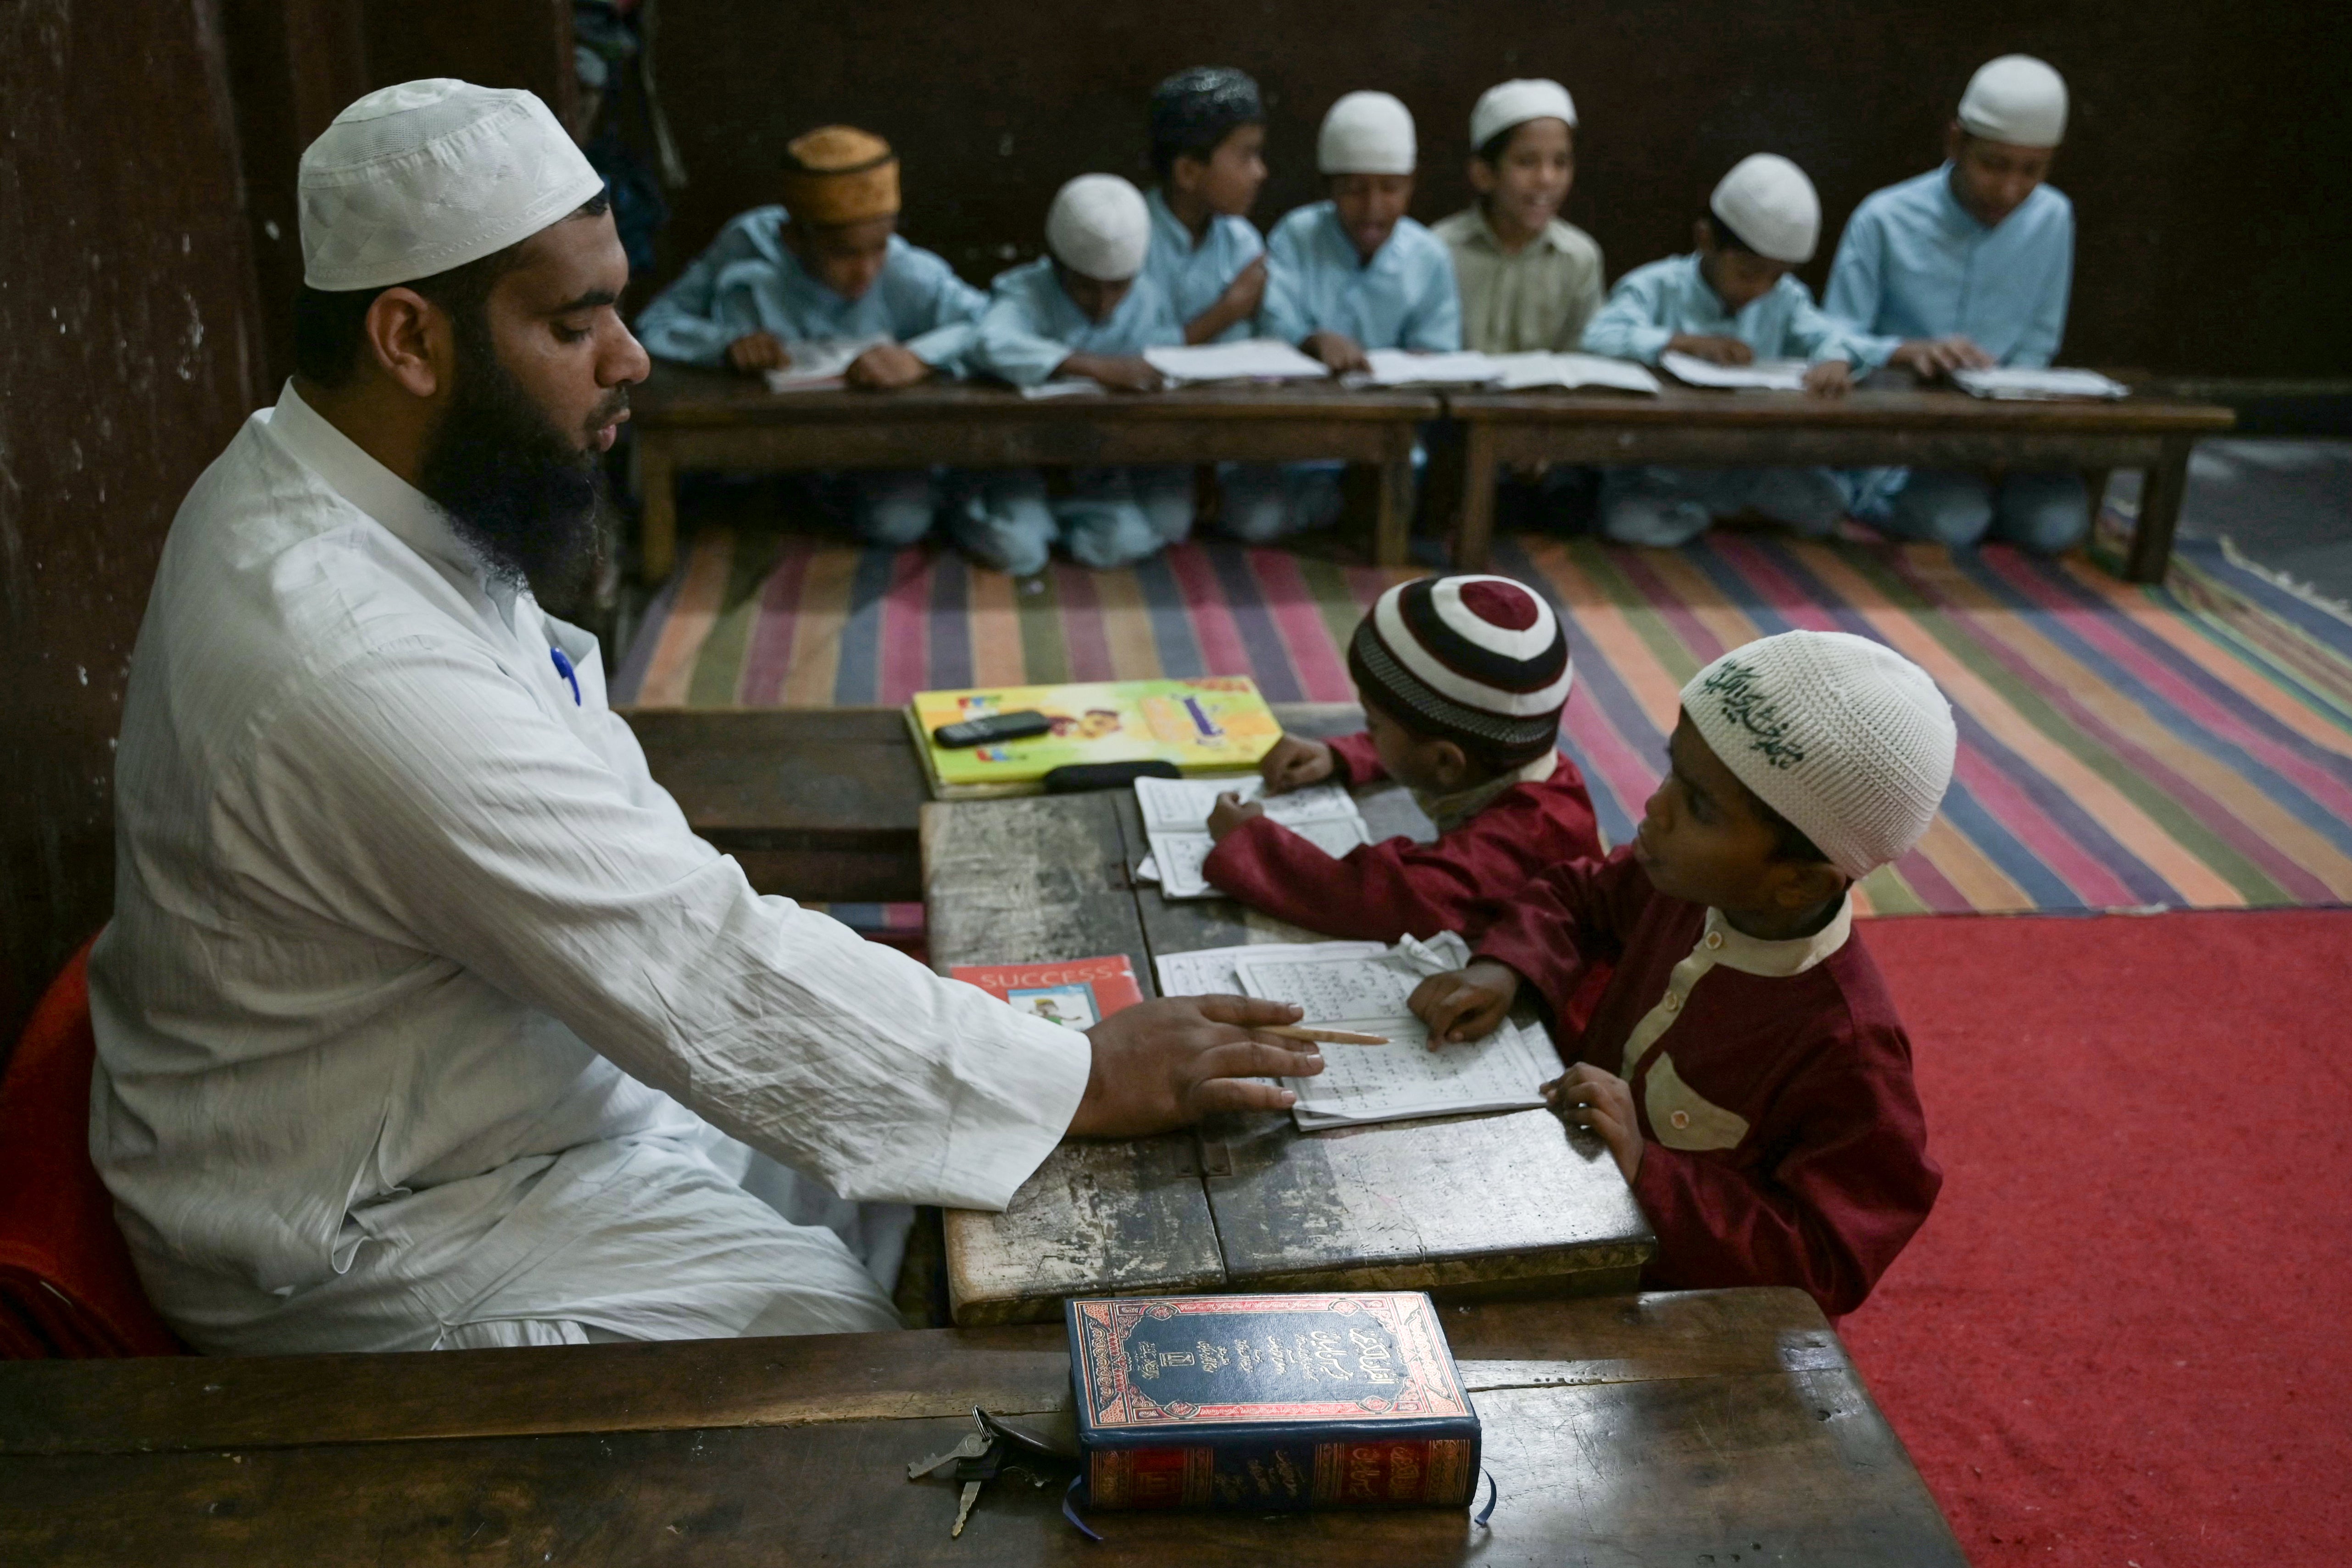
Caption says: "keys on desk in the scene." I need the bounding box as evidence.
[905,1427,991,1481]
[908,1408,1072,1538]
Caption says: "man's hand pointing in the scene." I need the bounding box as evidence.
[1066,995,1323,1138]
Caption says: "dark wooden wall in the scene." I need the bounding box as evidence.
[0,0,264,1044]
[643,0,2351,377]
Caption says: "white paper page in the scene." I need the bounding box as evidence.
[1154,940,1387,998]
[1659,351,1811,392]
[1952,367,2128,401]
[1349,349,1502,387]
[1232,945,1558,1128]
[1486,352,1663,395]
[1144,339,1331,384]
[761,336,890,392]
[1020,378,1107,400]
[1134,775,1371,899]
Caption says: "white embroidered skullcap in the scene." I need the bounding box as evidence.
[1958,55,2068,149]
[1318,91,1416,175]
[1680,631,1956,879]
[1708,153,1821,265]
[1470,79,1578,151]
[1045,174,1151,281]
[300,79,605,292]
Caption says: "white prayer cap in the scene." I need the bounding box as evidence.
[1708,153,1820,265]
[1470,79,1578,152]
[1318,91,1416,176]
[1045,174,1151,281]
[1958,55,2068,148]
[299,79,605,292]
[1681,631,1956,880]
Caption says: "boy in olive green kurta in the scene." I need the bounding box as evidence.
[1432,78,1603,354]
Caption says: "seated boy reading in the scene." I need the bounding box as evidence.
[1409,630,1953,1317]
[632,125,984,549]
[1582,154,1859,547]
[1254,90,1462,539]
[962,175,1190,574]
[1825,55,2086,552]
[1202,574,1600,942]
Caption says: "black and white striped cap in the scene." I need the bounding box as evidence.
[1346,575,1574,762]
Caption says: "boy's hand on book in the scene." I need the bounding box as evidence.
[1068,995,1323,1136]
[1303,331,1371,374]
[1064,353,1166,393]
[1890,335,1994,378]
[1544,1064,1644,1182]
[1667,334,1752,367]
[1207,792,1264,843]
[1802,360,1853,399]
[1407,961,1519,1046]
[845,342,932,390]
[726,332,790,373]
[1258,734,1335,793]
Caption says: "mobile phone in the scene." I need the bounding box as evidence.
[932,709,1053,748]
[1042,761,1182,792]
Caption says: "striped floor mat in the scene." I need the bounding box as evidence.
[616,527,2352,918]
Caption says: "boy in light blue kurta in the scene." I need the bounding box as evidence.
[1584,154,1858,547]
[1141,67,1295,545]
[632,127,984,548]
[1826,55,2085,552]
[1256,91,1462,539]
[961,176,1190,574]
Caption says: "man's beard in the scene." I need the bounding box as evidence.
[415,320,621,607]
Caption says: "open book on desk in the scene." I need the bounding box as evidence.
[1484,351,1662,395]
[1143,338,1332,384]
[1659,351,1812,392]
[1133,773,1371,899]
[760,336,890,392]
[1161,932,1561,1131]
[1952,366,2129,401]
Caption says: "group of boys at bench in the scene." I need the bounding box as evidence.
[636,55,2088,572]
[94,74,1958,1354]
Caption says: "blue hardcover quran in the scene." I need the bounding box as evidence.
[1066,1291,1481,1511]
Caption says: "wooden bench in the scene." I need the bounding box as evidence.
[923,777,1653,1327]
[629,364,1441,580]
[0,1289,1966,1564]
[1445,384,2237,582]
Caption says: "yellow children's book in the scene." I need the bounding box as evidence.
[907,678,1281,798]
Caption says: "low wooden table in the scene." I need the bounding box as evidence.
[630,364,1441,580]
[621,702,1375,906]
[0,1290,1965,1565]
[924,768,1652,1327]
[1445,385,2236,582]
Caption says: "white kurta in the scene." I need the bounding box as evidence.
[89,383,1092,1354]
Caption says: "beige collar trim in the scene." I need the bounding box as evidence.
[1412,748,1558,833]
[1702,892,1854,978]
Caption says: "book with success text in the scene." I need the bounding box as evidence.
[947,955,1144,1031]
[1067,1291,1481,1512]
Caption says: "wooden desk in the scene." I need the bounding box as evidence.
[1445,386,2236,582]
[621,702,1372,906]
[630,364,1442,580]
[0,1290,1965,1565]
[924,776,1652,1327]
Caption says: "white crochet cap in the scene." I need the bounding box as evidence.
[1318,91,1416,175]
[1958,55,2068,148]
[300,79,605,292]
[1470,78,1577,150]
[1045,174,1151,281]
[1708,153,1820,265]
[1680,631,1956,879]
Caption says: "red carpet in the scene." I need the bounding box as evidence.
[1846,909,2352,1566]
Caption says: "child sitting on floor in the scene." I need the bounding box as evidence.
[961,174,1190,574]
[1408,629,1954,1318]
[632,125,984,550]
[1202,574,1601,942]
[1581,154,1860,547]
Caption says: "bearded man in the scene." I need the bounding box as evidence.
[89,81,1319,1354]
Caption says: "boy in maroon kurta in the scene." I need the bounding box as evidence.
[1410,629,1957,1317]
[1201,573,1601,942]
